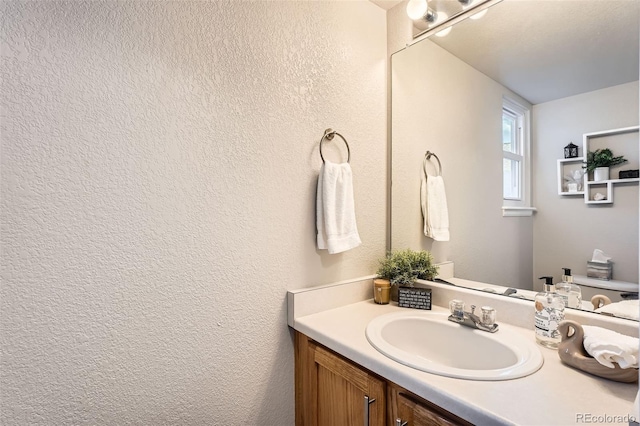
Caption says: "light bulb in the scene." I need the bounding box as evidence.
[459,0,474,8]
[470,8,488,20]
[435,26,452,37]
[433,11,451,37]
[406,0,428,20]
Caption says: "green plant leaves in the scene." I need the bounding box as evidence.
[376,249,439,286]
[584,148,627,172]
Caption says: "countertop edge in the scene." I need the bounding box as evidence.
[289,280,639,425]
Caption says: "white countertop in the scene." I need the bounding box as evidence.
[289,279,639,426]
[573,275,639,293]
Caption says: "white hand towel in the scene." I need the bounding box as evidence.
[582,325,639,369]
[421,174,450,241]
[316,161,361,254]
[595,299,640,321]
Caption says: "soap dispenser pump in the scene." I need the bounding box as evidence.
[535,276,565,349]
[555,267,582,309]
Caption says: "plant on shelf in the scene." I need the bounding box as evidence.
[583,148,627,172]
[376,249,438,287]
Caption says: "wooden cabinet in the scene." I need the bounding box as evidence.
[295,332,385,426]
[295,331,470,426]
[388,383,469,426]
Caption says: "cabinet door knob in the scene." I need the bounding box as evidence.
[396,419,408,426]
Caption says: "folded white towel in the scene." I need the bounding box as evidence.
[421,173,450,241]
[582,325,639,369]
[316,161,361,254]
[595,299,639,321]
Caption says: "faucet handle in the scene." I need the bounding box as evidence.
[470,304,476,314]
[449,299,465,318]
[481,306,497,327]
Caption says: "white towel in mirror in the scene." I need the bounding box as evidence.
[421,173,450,241]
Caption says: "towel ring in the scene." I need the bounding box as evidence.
[424,151,442,176]
[319,128,351,163]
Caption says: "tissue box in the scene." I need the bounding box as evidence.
[587,261,612,280]
[398,287,432,310]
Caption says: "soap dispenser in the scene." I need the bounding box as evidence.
[555,267,582,309]
[535,276,565,349]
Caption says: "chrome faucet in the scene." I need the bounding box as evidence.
[503,287,517,296]
[447,302,499,333]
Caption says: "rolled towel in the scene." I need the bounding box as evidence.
[595,299,639,321]
[582,325,639,369]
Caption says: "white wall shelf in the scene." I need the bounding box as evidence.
[557,157,585,195]
[582,126,639,205]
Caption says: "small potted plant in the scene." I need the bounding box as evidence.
[376,249,438,309]
[376,249,438,287]
[584,148,627,182]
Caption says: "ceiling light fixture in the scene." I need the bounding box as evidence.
[406,0,451,36]
[406,0,438,24]
[407,0,503,43]
[434,12,452,37]
[458,0,489,20]
[470,8,488,20]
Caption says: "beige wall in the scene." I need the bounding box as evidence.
[391,39,534,289]
[532,82,639,287]
[0,2,387,424]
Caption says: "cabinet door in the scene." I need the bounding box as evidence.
[395,392,464,426]
[295,332,385,426]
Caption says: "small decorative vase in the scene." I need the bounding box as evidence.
[593,167,609,182]
[373,279,391,304]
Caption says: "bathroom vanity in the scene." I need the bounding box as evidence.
[288,277,639,425]
[295,331,470,426]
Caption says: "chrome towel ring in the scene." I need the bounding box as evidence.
[424,151,442,176]
[319,128,351,163]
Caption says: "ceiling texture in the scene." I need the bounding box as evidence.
[379,0,639,105]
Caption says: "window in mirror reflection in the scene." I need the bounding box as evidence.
[502,108,522,200]
[503,157,520,199]
[502,98,530,207]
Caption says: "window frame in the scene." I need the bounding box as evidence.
[501,97,536,217]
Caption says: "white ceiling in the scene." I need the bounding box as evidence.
[369,0,403,11]
[430,0,639,104]
[403,0,640,104]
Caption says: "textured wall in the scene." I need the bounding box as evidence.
[386,1,412,58]
[532,82,639,287]
[1,1,386,424]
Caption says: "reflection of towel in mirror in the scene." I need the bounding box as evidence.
[316,161,361,254]
[595,299,639,321]
[421,173,450,241]
[582,325,638,369]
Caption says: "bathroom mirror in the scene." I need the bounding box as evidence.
[390,0,639,320]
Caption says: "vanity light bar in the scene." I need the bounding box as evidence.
[409,0,503,46]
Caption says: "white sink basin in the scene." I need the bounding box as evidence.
[365,311,543,381]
